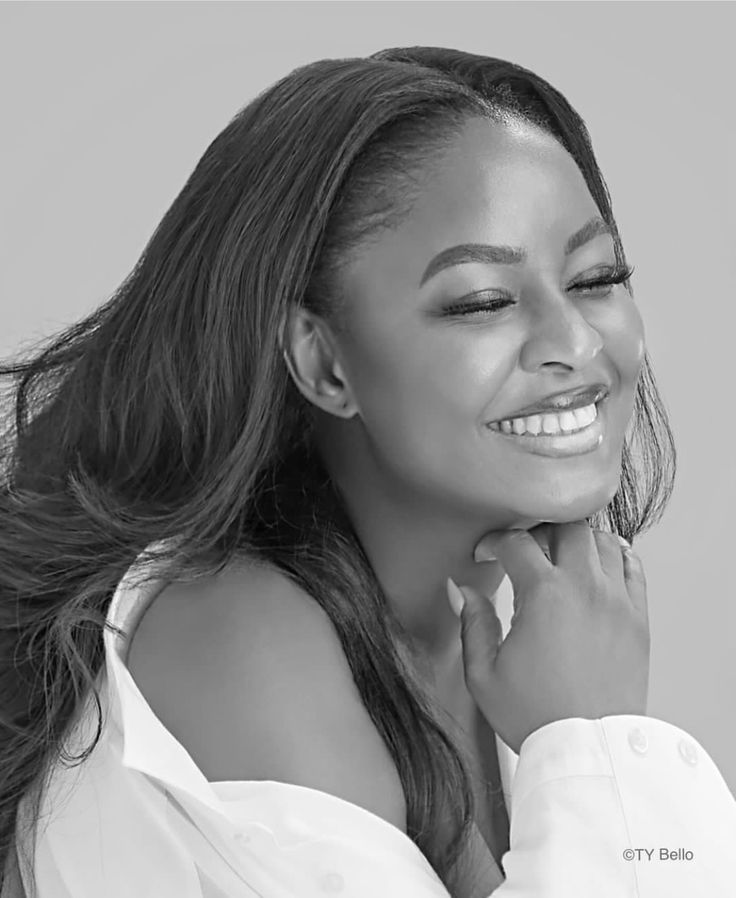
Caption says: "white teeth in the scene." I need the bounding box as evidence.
[541,414,560,434]
[525,415,542,435]
[491,401,598,436]
[574,404,596,428]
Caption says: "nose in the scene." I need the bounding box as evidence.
[518,280,603,372]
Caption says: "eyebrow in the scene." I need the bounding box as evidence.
[418,216,613,287]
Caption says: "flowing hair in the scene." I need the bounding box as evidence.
[0,46,675,897]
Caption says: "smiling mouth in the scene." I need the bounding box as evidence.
[483,397,608,458]
[486,397,604,436]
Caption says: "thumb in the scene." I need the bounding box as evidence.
[446,578,503,684]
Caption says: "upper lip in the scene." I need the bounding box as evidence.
[489,383,609,422]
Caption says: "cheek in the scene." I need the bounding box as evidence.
[347,325,496,453]
[595,300,646,445]
[607,299,646,384]
[361,341,476,425]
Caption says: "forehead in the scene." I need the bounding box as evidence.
[407,116,599,251]
[344,117,605,297]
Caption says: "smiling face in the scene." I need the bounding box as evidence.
[310,116,646,529]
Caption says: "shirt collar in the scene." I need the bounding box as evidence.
[103,541,229,818]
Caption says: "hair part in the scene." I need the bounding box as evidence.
[0,46,675,897]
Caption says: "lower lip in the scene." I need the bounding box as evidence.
[485,399,606,458]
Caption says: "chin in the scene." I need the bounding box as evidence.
[501,480,619,530]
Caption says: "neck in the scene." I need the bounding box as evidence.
[321,446,522,670]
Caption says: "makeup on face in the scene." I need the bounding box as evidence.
[320,116,644,536]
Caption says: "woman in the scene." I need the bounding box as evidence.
[1,46,734,898]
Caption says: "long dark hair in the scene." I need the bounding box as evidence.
[0,47,675,897]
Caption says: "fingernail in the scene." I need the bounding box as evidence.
[474,541,497,563]
[446,577,466,617]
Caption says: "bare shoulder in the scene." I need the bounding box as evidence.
[127,554,407,832]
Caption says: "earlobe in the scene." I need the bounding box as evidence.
[280,309,358,420]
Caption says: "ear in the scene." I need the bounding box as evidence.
[279,306,359,420]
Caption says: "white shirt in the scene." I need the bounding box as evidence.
[9,540,736,897]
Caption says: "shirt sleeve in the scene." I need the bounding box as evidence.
[213,715,736,898]
[492,714,736,897]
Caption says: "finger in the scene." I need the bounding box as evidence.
[475,523,552,563]
[455,582,503,689]
[528,522,553,563]
[474,529,553,592]
[592,530,627,586]
[553,519,599,575]
[621,544,649,623]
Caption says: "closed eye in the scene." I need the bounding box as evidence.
[573,263,635,295]
[440,263,635,317]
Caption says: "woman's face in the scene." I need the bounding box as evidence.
[329,116,645,528]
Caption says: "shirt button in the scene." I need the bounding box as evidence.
[234,831,251,843]
[628,727,648,755]
[320,872,345,892]
[678,739,698,766]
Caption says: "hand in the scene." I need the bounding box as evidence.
[447,520,650,754]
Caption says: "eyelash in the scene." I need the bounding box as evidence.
[442,263,636,318]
